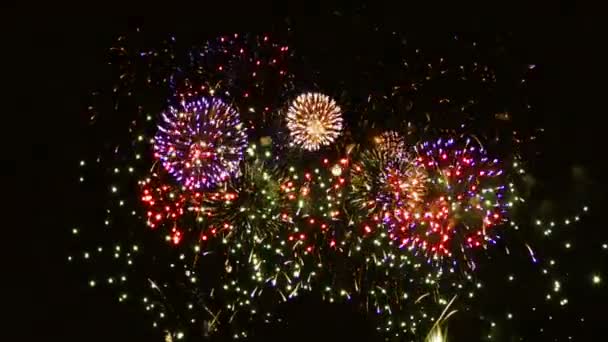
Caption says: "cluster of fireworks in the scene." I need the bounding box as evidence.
[70,31,597,341]
[353,136,512,263]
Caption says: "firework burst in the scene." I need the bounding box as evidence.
[205,144,293,241]
[139,171,224,244]
[154,97,248,189]
[286,92,343,151]
[173,34,294,127]
[139,174,187,230]
[391,137,511,260]
[352,136,512,263]
[373,131,408,160]
[350,132,413,216]
[378,160,428,210]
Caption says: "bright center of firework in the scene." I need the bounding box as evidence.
[154,97,247,189]
[286,92,343,151]
[383,165,428,207]
[307,119,326,137]
[188,141,214,166]
[375,131,408,159]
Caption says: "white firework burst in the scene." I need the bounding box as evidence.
[286,92,343,151]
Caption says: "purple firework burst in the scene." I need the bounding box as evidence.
[154,97,247,189]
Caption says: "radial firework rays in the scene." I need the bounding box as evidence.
[154,97,248,189]
[286,92,343,151]
[352,134,512,263]
[205,146,293,241]
[374,131,408,160]
[378,160,428,210]
[351,131,416,215]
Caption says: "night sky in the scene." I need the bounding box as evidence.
[8,3,606,341]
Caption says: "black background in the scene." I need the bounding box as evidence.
[5,2,605,341]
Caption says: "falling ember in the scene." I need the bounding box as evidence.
[424,295,457,342]
[171,228,182,245]
[526,243,537,263]
[425,326,448,342]
[495,112,511,121]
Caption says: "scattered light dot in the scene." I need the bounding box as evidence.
[592,275,601,284]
